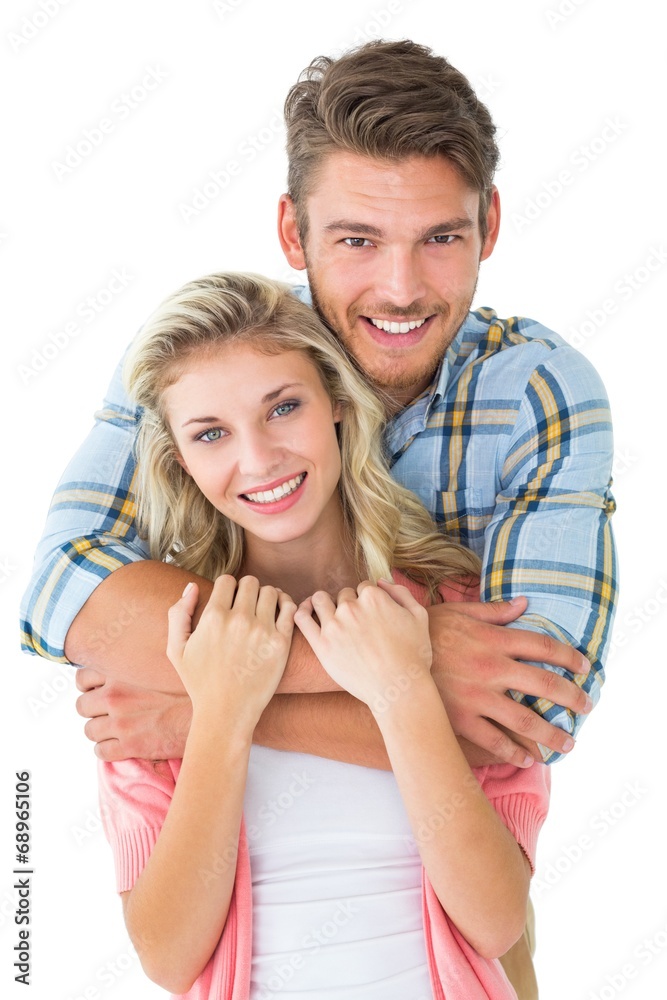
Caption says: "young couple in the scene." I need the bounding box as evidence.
[21,40,617,999]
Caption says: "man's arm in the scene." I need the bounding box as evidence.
[24,344,604,768]
[74,575,579,767]
[20,350,147,664]
[469,340,618,762]
[65,560,340,694]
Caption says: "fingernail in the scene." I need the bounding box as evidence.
[584,695,593,712]
[182,582,194,597]
[378,577,394,584]
[509,597,524,606]
[563,736,575,752]
[521,754,534,768]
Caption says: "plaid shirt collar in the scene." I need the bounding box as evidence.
[384,323,466,460]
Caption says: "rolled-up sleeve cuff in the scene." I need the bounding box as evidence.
[20,535,148,664]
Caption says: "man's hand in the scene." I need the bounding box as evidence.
[75,668,192,761]
[428,597,592,767]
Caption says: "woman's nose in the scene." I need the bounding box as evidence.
[236,430,285,481]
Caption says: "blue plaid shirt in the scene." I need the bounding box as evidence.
[20,292,617,762]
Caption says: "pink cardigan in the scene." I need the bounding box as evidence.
[99,575,550,999]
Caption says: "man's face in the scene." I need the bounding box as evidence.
[278,152,500,409]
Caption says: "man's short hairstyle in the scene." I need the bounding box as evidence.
[285,38,500,243]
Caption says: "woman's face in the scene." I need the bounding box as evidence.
[164,343,343,548]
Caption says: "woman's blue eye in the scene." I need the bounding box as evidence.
[273,402,297,417]
[199,428,223,442]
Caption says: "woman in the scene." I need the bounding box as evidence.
[98,271,549,999]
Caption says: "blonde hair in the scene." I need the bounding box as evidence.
[124,272,479,597]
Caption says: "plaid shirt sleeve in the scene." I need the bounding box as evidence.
[19,351,147,663]
[482,345,617,762]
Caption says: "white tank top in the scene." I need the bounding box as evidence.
[243,745,434,999]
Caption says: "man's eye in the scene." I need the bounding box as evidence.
[343,237,373,247]
[428,234,458,245]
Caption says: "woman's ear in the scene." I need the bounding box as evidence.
[173,449,190,475]
[332,400,343,423]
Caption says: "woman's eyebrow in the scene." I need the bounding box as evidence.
[181,383,305,427]
[182,415,221,427]
[261,382,304,404]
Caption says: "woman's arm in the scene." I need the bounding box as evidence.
[121,715,251,993]
[295,579,534,959]
[373,677,530,958]
[118,575,295,994]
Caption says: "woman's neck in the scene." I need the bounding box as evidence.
[240,507,362,605]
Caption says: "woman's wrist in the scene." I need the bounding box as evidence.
[189,701,256,752]
[370,673,447,732]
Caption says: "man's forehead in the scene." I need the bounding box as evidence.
[306,151,479,238]
[305,150,480,220]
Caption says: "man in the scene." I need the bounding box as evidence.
[20,40,616,998]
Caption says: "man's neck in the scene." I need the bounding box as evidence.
[381,371,438,417]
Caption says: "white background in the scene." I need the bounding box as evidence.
[2,1,665,998]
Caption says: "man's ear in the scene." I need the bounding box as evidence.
[480,186,501,262]
[277,194,307,270]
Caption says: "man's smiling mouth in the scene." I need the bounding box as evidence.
[368,317,429,334]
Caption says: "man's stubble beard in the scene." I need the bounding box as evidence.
[305,258,479,398]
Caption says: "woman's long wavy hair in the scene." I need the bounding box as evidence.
[124,272,480,598]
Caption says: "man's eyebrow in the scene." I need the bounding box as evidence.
[323,218,475,240]
[181,383,304,427]
[324,220,384,238]
[420,218,475,239]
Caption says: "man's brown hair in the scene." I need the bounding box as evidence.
[285,39,500,243]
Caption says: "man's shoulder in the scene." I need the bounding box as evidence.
[461,307,570,356]
[450,307,606,396]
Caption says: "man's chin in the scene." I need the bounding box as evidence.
[356,357,438,406]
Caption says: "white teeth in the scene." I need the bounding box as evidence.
[369,317,427,334]
[243,473,305,504]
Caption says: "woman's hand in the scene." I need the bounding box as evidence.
[294,579,433,716]
[167,574,296,726]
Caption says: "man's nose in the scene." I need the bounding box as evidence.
[374,247,427,307]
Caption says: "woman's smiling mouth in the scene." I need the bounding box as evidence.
[240,472,307,505]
